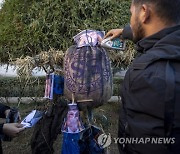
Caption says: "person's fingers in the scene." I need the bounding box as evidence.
[13,123,19,126]
[16,123,24,128]
[18,127,25,132]
[104,30,113,39]
[13,127,25,137]
[97,35,103,42]
[13,123,23,128]
[104,29,123,40]
[109,35,117,40]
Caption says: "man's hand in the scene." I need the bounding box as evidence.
[104,29,123,40]
[3,123,25,137]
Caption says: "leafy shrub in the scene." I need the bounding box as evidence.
[0,0,131,62]
[0,76,45,97]
[0,76,121,97]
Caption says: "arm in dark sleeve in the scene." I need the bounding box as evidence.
[122,24,133,41]
[0,103,10,118]
[0,124,4,135]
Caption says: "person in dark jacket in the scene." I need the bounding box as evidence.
[0,103,24,153]
[105,0,180,153]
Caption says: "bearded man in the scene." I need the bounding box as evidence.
[105,0,180,153]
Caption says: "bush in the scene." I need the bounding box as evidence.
[0,76,45,97]
[0,0,131,62]
[0,76,122,97]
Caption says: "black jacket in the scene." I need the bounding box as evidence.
[0,104,10,134]
[119,25,180,154]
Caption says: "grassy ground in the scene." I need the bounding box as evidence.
[1,100,121,154]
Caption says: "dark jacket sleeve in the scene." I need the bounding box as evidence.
[0,124,4,135]
[0,103,10,118]
[0,104,10,135]
[122,24,133,41]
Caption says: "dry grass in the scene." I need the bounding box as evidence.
[12,44,135,85]
[12,48,64,83]
[107,41,136,68]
